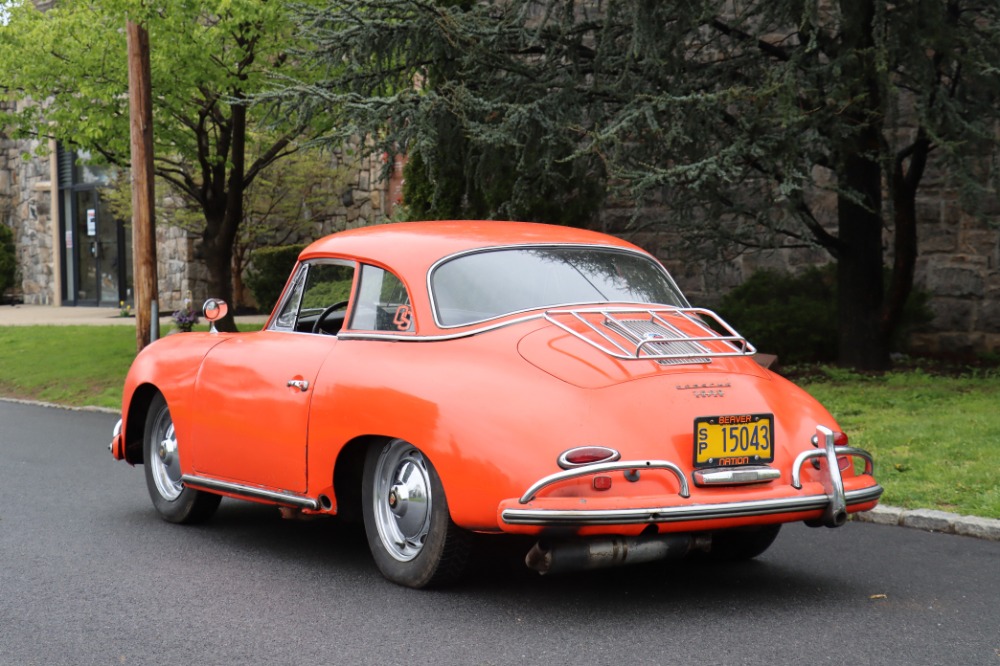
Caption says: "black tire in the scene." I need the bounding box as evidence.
[143,393,221,524]
[706,524,782,562]
[361,439,471,588]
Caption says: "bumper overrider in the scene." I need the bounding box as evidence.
[109,419,124,459]
[499,426,883,530]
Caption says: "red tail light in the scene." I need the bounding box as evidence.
[811,430,849,447]
[557,446,621,469]
[810,430,852,471]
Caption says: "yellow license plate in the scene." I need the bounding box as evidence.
[694,414,774,467]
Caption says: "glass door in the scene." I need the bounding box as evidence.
[73,190,129,306]
[97,196,122,305]
[74,190,100,305]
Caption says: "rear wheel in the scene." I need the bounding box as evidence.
[706,524,782,561]
[143,393,221,524]
[362,439,470,588]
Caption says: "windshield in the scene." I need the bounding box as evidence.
[431,246,687,327]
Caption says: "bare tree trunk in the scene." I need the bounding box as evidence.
[836,151,889,370]
[200,102,248,332]
[883,133,930,343]
[835,0,890,370]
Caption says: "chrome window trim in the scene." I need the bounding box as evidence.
[268,262,308,332]
[336,313,546,342]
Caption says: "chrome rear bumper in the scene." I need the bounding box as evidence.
[501,485,883,526]
[501,426,881,528]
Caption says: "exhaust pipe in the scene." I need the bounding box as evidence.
[525,533,705,575]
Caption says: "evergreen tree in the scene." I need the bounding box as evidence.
[274,0,1000,369]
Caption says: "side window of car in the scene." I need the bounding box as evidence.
[272,261,356,334]
[299,262,356,334]
[349,265,414,332]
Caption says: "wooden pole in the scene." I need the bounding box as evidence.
[126,20,158,351]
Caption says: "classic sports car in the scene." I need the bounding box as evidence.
[110,220,882,588]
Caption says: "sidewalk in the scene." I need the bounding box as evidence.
[0,303,268,328]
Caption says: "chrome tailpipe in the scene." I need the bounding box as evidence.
[525,533,706,575]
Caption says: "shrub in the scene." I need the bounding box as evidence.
[245,244,306,314]
[0,224,16,298]
[718,266,838,364]
[717,265,932,364]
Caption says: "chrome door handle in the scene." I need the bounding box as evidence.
[286,379,310,392]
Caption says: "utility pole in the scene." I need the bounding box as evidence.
[127,19,158,352]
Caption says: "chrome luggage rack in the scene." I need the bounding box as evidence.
[544,307,755,363]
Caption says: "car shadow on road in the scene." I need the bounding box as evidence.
[161,499,867,607]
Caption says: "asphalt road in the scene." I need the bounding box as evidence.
[1,400,998,666]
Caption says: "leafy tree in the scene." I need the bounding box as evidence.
[104,140,350,309]
[0,0,327,330]
[274,0,1000,369]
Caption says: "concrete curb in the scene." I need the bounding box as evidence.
[854,505,1000,541]
[0,396,119,414]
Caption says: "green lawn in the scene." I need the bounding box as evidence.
[802,368,1000,519]
[1,324,997,518]
[0,325,137,409]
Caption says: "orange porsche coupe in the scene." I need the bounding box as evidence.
[110,221,882,588]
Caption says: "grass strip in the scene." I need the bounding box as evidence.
[0,325,137,409]
[803,368,1000,519]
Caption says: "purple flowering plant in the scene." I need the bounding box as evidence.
[172,299,199,332]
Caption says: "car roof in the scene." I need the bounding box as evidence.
[298,220,644,268]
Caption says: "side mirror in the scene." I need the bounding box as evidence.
[202,298,228,333]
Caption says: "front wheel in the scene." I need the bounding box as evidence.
[362,439,470,588]
[143,393,221,524]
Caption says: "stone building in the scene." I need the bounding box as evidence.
[0,125,403,312]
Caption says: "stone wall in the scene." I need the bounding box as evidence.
[912,193,1000,355]
[2,110,398,311]
[0,127,56,305]
[605,184,1000,357]
[156,224,205,313]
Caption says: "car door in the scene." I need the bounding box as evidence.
[189,261,356,493]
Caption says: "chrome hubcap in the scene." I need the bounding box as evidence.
[372,440,432,562]
[150,411,183,501]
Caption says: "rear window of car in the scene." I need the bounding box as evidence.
[430,246,687,327]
